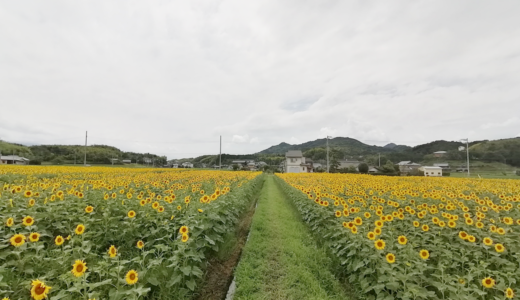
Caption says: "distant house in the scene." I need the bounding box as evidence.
[420,166,443,177]
[122,159,132,164]
[396,161,422,174]
[143,158,152,164]
[284,150,313,173]
[433,151,447,158]
[433,163,451,171]
[368,166,378,173]
[181,162,193,168]
[313,163,323,170]
[0,155,29,165]
[338,159,360,171]
[171,164,179,168]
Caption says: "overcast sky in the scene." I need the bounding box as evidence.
[1,1,520,158]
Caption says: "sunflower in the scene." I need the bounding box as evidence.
[375,220,383,227]
[364,212,371,218]
[459,231,468,240]
[75,224,85,235]
[125,270,138,285]
[413,221,420,227]
[181,234,189,242]
[482,277,495,288]
[10,234,26,247]
[108,245,117,257]
[198,209,203,213]
[505,287,514,299]
[6,217,14,227]
[397,236,407,245]
[179,226,189,235]
[374,227,382,235]
[24,190,32,197]
[28,199,36,207]
[386,253,395,264]
[419,249,429,260]
[497,227,506,235]
[29,232,40,242]
[55,235,64,246]
[351,226,358,234]
[467,235,476,243]
[421,224,429,232]
[139,199,146,206]
[354,217,363,226]
[335,211,341,217]
[495,243,505,253]
[71,260,88,277]
[177,205,182,211]
[127,210,136,218]
[374,239,385,250]
[137,240,144,249]
[483,237,493,246]
[23,216,35,226]
[367,232,376,240]
[158,206,165,213]
[30,279,51,300]
[85,206,94,213]
[448,221,456,228]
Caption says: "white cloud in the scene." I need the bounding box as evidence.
[1,0,520,158]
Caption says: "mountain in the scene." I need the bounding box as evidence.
[257,137,391,155]
[0,140,166,165]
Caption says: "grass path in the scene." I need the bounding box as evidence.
[233,176,350,300]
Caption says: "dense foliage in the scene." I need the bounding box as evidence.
[0,166,261,299]
[277,173,520,300]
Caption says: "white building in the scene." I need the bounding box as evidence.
[181,162,194,168]
[0,155,30,165]
[284,150,313,173]
[420,166,443,177]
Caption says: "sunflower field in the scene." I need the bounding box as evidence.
[0,166,262,300]
[276,173,520,300]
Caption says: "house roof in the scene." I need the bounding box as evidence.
[285,150,303,158]
[433,163,450,167]
[433,151,447,154]
[397,161,420,166]
[423,166,442,170]
[0,155,29,161]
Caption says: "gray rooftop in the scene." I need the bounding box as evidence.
[285,150,303,158]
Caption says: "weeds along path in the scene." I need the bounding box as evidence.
[232,175,349,300]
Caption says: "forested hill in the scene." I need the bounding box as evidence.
[257,137,409,155]
[0,140,166,165]
[257,137,520,167]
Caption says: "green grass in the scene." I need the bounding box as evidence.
[233,176,350,300]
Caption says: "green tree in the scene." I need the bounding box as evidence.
[358,162,369,173]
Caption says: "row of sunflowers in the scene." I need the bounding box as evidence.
[276,173,520,300]
[0,166,262,300]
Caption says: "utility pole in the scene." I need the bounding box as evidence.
[219,135,222,170]
[466,138,470,177]
[84,131,87,166]
[326,136,331,173]
[461,138,470,177]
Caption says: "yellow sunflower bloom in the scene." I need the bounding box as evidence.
[495,243,505,253]
[386,253,395,264]
[419,249,429,260]
[482,277,495,288]
[108,245,117,258]
[75,224,85,235]
[137,240,144,249]
[23,216,35,226]
[6,217,14,227]
[85,206,94,213]
[506,287,514,299]
[71,260,88,277]
[374,239,385,250]
[29,232,40,242]
[127,210,136,218]
[397,236,407,245]
[30,279,51,300]
[483,237,493,246]
[125,270,138,285]
[10,234,26,247]
[55,235,64,246]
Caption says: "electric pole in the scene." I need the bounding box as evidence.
[326,136,331,173]
[461,138,470,177]
[84,131,87,166]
